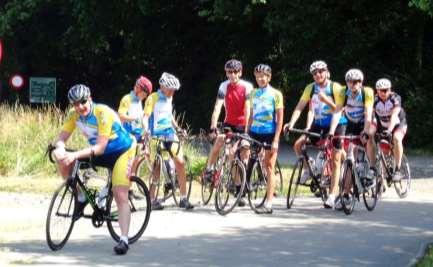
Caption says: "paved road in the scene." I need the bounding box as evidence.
[1,183,432,267]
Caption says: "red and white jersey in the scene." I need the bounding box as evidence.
[217,79,253,126]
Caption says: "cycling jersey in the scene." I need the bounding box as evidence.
[300,80,345,127]
[374,93,407,128]
[144,90,176,138]
[339,86,374,123]
[62,103,133,155]
[217,79,253,127]
[118,91,144,140]
[62,103,135,186]
[249,85,283,134]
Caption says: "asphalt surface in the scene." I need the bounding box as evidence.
[0,144,432,266]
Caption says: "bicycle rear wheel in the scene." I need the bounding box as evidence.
[107,176,151,244]
[248,162,268,212]
[394,154,411,198]
[134,156,152,185]
[286,160,302,209]
[363,161,380,211]
[274,159,284,197]
[341,160,356,215]
[46,182,76,251]
[172,155,193,206]
[200,168,214,205]
[215,159,246,215]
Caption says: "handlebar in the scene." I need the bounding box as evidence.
[284,128,322,139]
[46,144,97,171]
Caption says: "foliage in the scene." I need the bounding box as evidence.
[416,244,433,267]
[0,0,433,151]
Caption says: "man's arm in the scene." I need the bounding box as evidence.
[210,99,224,130]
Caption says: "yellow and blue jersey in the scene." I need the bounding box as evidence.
[118,91,144,140]
[62,103,133,155]
[143,90,176,139]
[339,86,374,123]
[249,85,283,134]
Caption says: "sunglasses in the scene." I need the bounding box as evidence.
[348,80,362,84]
[72,99,88,105]
[312,69,326,75]
[226,70,240,74]
[377,89,389,93]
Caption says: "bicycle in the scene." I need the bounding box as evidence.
[285,128,332,209]
[147,135,193,207]
[375,132,411,198]
[45,145,151,251]
[339,135,379,215]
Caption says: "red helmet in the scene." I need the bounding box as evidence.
[135,76,153,93]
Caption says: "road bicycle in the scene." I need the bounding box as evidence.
[285,128,332,209]
[375,132,411,198]
[339,135,379,215]
[146,135,193,206]
[45,145,151,251]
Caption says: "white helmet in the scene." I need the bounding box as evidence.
[159,72,180,90]
[345,69,364,82]
[375,78,392,90]
[309,60,327,74]
[67,84,90,103]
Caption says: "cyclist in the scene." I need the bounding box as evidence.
[328,69,375,209]
[118,75,153,141]
[204,59,253,206]
[142,72,194,210]
[284,60,346,185]
[248,64,284,214]
[370,78,407,181]
[51,84,136,255]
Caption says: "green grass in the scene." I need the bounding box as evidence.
[416,244,433,267]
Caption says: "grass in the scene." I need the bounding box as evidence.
[416,244,433,267]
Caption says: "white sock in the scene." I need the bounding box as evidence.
[264,199,272,209]
[181,195,187,200]
[120,235,129,245]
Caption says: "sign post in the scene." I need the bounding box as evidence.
[29,77,56,103]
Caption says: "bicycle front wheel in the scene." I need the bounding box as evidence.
[46,182,76,251]
[394,154,411,198]
[107,176,151,244]
[215,159,246,215]
[200,168,214,205]
[286,160,302,209]
[248,162,268,212]
[274,160,284,197]
[341,160,356,215]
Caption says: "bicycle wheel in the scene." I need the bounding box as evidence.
[341,160,356,215]
[215,159,246,215]
[200,168,214,205]
[394,154,411,198]
[362,179,378,211]
[46,182,76,251]
[172,156,193,206]
[248,162,268,212]
[107,176,151,244]
[274,159,284,197]
[148,156,172,203]
[286,160,302,209]
[134,156,152,185]
[317,151,331,202]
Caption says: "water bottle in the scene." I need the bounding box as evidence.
[96,185,109,209]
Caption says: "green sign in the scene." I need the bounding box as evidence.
[29,77,56,103]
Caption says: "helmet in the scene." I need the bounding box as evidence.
[224,59,242,71]
[309,60,327,74]
[159,72,181,90]
[67,84,90,103]
[345,69,364,82]
[375,78,392,90]
[135,76,153,93]
[254,64,272,75]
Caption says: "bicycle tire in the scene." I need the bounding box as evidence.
[200,168,214,205]
[274,159,284,197]
[215,159,246,215]
[341,160,356,215]
[317,151,331,202]
[286,160,302,209]
[248,161,268,212]
[134,156,152,185]
[362,159,380,211]
[107,176,151,244]
[394,154,411,198]
[46,182,76,251]
[172,155,193,206]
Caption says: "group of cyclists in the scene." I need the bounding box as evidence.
[49,58,407,255]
